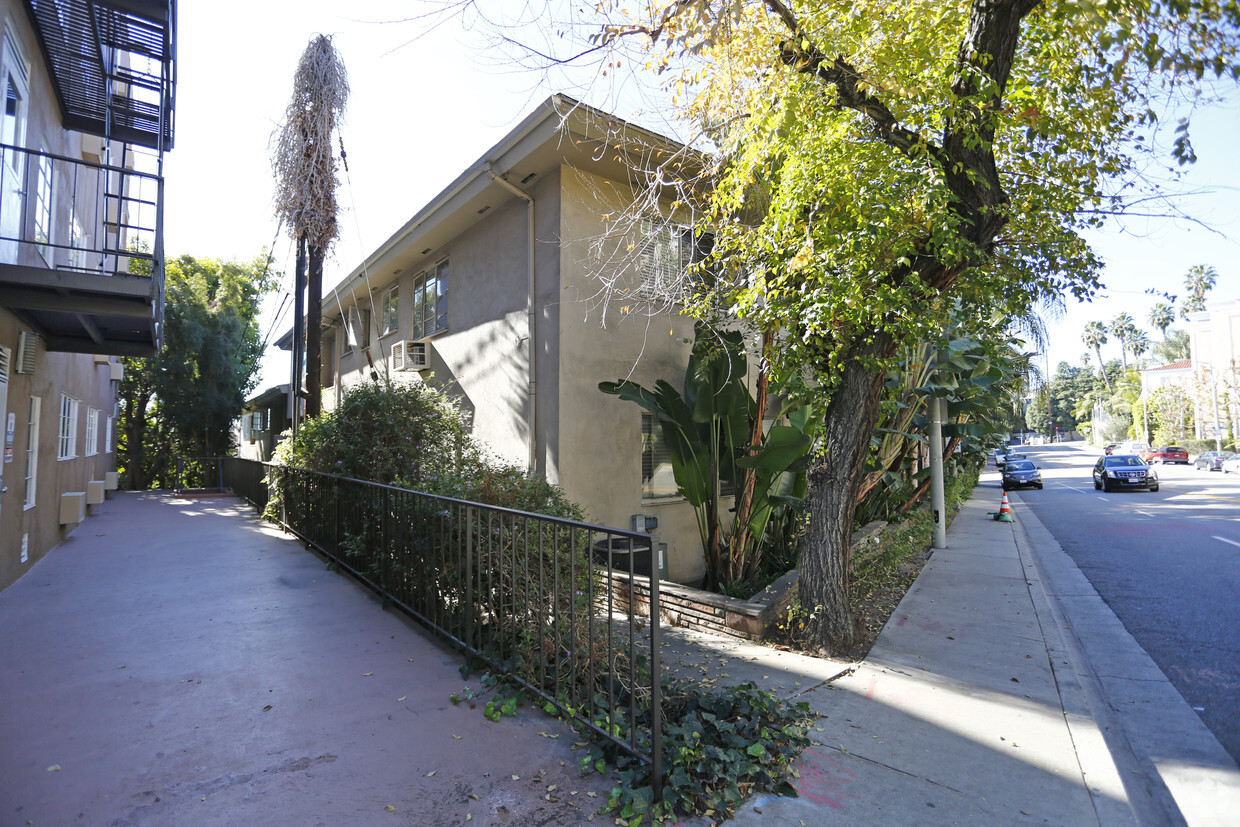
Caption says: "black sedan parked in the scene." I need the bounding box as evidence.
[1002,459,1043,491]
[1195,450,1236,471]
[1092,454,1159,492]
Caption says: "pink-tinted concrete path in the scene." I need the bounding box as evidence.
[0,492,613,826]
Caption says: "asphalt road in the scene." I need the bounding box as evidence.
[994,442,1240,766]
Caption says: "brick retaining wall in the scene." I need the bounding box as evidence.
[597,520,888,641]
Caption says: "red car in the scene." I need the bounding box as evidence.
[1139,445,1189,465]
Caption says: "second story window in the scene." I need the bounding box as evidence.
[379,286,399,336]
[638,218,693,299]
[343,307,370,353]
[411,260,448,340]
[33,144,52,261]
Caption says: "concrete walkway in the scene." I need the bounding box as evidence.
[0,493,614,826]
[3,479,1239,825]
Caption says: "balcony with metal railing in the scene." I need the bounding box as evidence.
[0,141,164,355]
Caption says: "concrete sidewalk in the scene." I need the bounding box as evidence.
[0,493,614,826]
[664,483,1240,825]
[4,485,1239,825]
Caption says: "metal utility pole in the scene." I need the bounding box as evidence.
[290,237,306,436]
[929,396,947,549]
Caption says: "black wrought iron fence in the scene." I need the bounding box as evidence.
[221,456,269,511]
[173,456,224,495]
[221,459,663,797]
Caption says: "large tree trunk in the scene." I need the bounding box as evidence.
[801,333,895,653]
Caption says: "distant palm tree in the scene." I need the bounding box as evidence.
[1128,330,1151,367]
[1148,302,1174,339]
[1179,264,1218,319]
[1109,312,1138,372]
[1082,321,1112,392]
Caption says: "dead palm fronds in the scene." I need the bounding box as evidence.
[271,34,349,249]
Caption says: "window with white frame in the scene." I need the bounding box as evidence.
[85,407,98,455]
[411,260,448,340]
[379,286,399,336]
[24,396,38,508]
[68,204,88,270]
[105,415,113,454]
[58,394,78,459]
[33,143,52,261]
[638,218,694,298]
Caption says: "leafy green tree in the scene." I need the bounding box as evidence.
[1179,264,1219,318]
[576,0,1238,651]
[119,253,276,488]
[1148,302,1174,339]
[1082,322,1113,392]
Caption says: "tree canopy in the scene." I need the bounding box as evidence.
[119,253,276,488]
[579,0,1239,651]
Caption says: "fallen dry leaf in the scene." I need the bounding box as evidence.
[384,804,396,812]
[426,771,436,777]
[47,765,61,772]
[364,672,374,677]
[398,696,407,702]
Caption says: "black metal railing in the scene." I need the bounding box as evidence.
[221,456,269,511]
[0,143,162,278]
[219,459,663,797]
[172,456,224,495]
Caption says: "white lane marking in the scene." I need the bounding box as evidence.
[1214,536,1240,549]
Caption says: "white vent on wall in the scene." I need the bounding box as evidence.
[16,332,39,375]
[392,340,429,371]
[0,345,9,383]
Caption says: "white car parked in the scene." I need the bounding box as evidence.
[1221,454,1240,475]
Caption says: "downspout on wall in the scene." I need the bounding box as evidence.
[486,163,537,473]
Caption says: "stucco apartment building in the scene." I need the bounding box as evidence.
[1186,298,1240,442]
[284,96,723,585]
[0,0,175,591]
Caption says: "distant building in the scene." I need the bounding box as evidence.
[275,96,744,585]
[1185,300,1240,442]
[237,385,292,462]
[1139,359,1192,394]
[0,0,176,592]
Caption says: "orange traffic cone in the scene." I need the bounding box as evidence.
[995,491,1014,522]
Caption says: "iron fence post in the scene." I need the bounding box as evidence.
[649,559,663,803]
[465,504,474,649]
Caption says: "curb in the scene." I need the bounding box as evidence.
[1009,487,1240,825]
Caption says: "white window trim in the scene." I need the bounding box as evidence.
[24,395,38,509]
[105,415,113,454]
[411,259,448,341]
[379,285,399,337]
[58,393,78,460]
[33,142,52,262]
[84,406,98,456]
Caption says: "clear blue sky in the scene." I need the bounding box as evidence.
[160,3,1239,391]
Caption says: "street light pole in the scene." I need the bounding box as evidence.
[929,396,947,549]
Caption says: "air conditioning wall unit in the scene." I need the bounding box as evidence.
[392,340,430,371]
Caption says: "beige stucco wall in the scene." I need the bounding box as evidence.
[554,167,705,584]
[319,158,736,586]
[0,7,119,591]
[0,310,118,590]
